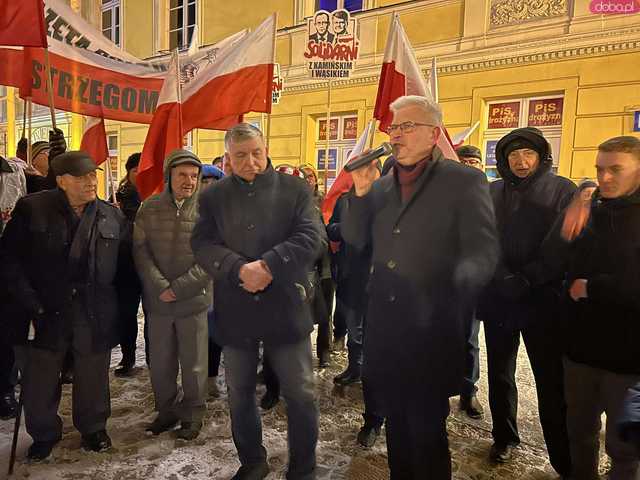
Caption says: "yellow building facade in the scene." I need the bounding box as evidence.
[1,0,639,192]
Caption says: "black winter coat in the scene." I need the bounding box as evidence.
[327,189,372,312]
[0,189,130,351]
[477,152,576,328]
[619,382,640,452]
[342,148,499,409]
[566,189,640,375]
[191,164,325,347]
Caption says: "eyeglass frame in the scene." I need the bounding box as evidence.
[385,121,438,135]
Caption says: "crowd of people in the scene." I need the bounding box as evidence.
[0,94,639,480]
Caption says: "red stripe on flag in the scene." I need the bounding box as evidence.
[373,61,406,134]
[137,102,183,200]
[0,48,26,88]
[80,118,109,166]
[0,0,47,47]
[321,169,353,225]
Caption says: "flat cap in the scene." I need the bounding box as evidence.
[51,151,101,177]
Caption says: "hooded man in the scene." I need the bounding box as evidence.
[0,151,129,461]
[478,127,575,473]
[133,149,212,441]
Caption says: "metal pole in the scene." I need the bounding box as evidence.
[7,388,24,476]
[324,79,332,195]
[27,99,33,166]
[21,98,27,139]
[43,48,57,130]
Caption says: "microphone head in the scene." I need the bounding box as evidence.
[381,142,393,155]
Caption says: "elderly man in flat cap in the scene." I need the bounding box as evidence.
[0,151,130,461]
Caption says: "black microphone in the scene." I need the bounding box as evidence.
[344,142,393,172]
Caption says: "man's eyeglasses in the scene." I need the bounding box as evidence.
[385,121,437,135]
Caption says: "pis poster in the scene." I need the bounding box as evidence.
[304,9,359,79]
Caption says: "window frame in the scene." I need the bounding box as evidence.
[169,0,197,51]
[101,0,121,47]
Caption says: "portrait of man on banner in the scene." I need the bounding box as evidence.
[309,10,335,44]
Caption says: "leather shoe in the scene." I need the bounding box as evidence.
[146,412,180,435]
[357,424,380,448]
[333,369,361,386]
[231,462,270,480]
[175,421,202,441]
[0,391,18,420]
[460,395,484,419]
[489,443,515,463]
[260,390,279,411]
[81,430,112,452]
[27,440,58,462]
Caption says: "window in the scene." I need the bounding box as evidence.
[102,0,121,46]
[0,86,7,124]
[316,0,363,12]
[183,131,193,151]
[314,113,358,190]
[169,0,197,51]
[483,95,564,179]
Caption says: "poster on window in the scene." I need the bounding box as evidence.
[317,148,338,170]
[304,9,359,79]
[342,116,358,140]
[487,101,520,129]
[528,98,563,127]
[485,140,498,166]
[272,63,284,105]
[319,118,339,141]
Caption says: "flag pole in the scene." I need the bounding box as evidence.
[43,48,57,129]
[21,98,28,139]
[324,79,332,195]
[368,119,377,149]
[174,49,184,149]
[266,12,278,151]
[27,99,33,166]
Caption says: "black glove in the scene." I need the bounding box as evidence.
[498,273,531,301]
[48,127,67,163]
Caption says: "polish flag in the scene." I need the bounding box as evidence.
[321,119,375,224]
[0,0,48,47]
[137,52,183,200]
[180,14,276,132]
[80,116,109,166]
[373,14,458,161]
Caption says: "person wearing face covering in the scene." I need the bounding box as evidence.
[477,127,576,474]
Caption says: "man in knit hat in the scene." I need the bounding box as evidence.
[477,127,575,473]
[133,149,211,441]
[454,144,485,421]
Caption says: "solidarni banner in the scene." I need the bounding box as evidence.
[304,9,359,79]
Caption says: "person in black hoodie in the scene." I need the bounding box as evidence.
[564,136,640,480]
[478,127,575,473]
[114,153,145,375]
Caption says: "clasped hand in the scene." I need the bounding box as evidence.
[239,260,273,293]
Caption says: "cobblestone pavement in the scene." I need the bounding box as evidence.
[0,324,610,479]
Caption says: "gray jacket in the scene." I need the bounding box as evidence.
[133,150,212,317]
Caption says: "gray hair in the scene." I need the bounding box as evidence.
[224,123,264,150]
[389,95,443,126]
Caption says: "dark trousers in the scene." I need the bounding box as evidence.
[314,278,334,358]
[263,354,279,398]
[564,358,640,480]
[332,298,348,340]
[118,286,141,363]
[485,318,571,476]
[224,338,318,480]
[0,333,16,395]
[385,394,451,480]
[21,321,111,442]
[461,315,481,399]
[208,337,222,377]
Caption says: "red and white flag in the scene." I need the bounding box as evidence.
[321,119,375,224]
[180,13,276,132]
[80,116,109,166]
[137,52,183,200]
[0,0,48,47]
[373,14,457,161]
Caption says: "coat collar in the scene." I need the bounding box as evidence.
[232,160,276,188]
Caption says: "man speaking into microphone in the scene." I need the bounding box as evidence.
[342,95,499,479]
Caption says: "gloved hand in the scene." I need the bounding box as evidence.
[497,273,531,301]
[48,127,67,163]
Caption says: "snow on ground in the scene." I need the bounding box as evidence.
[0,321,609,479]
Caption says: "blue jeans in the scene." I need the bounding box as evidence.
[461,314,481,399]
[224,338,318,480]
